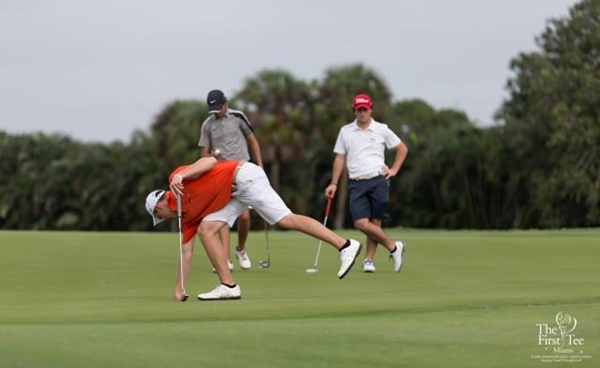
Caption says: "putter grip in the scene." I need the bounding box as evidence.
[176,194,182,217]
[325,197,332,217]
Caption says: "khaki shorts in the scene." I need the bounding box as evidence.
[203,162,292,227]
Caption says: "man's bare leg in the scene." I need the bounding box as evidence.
[354,218,395,251]
[364,218,382,260]
[277,213,346,248]
[218,225,232,268]
[277,213,362,278]
[198,221,235,285]
[236,208,251,252]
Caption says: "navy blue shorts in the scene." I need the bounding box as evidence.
[348,175,389,221]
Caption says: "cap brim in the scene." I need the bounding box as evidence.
[353,103,371,110]
[208,104,224,113]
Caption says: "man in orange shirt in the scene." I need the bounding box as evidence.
[146,156,362,301]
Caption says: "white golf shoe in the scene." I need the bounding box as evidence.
[362,259,376,273]
[197,284,241,301]
[390,241,405,272]
[337,239,362,279]
[235,248,252,270]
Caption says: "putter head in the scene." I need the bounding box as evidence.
[306,268,318,273]
[181,294,189,302]
[258,260,270,268]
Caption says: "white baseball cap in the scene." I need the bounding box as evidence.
[145,189,166,226]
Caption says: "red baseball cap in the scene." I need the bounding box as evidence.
[352,94,373,110]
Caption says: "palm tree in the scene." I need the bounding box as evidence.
[149,100,206,174]
[234,69,313,206]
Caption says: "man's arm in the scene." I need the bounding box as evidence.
[173,238,194,301]
[200,146,212,157]
[382,142,408,179]
[246,133,264,168]
[170,157,217,196]
[325,153,346,199]
[198,119,211,152]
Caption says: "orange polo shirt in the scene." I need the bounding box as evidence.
[166,160,239,243]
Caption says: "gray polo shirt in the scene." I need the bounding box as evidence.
[198,108,254,161]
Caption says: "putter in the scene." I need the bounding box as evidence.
[306,198,333,273]
[258,221,271,268]
[176,194,189,302]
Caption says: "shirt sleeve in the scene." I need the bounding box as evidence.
[383,125,401,149]
[333,130,346,154]
[236,112,253,136]
[198,119,211,148]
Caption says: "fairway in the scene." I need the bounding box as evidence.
[1,229,598,367]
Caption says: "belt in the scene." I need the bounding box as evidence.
[231,161,246,192]
[351,171,381,181]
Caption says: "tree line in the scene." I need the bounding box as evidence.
[1,0,598,231]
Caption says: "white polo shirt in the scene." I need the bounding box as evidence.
[333,119,401,179]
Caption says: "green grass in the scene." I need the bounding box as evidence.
[0,229,598,367]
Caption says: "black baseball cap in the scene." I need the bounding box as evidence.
[207,89,227,113]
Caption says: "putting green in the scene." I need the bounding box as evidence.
[1,229,598,367]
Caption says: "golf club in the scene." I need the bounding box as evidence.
[306,197,333,273]
[176,194,189,302]
[258,220,271,268]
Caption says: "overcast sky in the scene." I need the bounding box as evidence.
[0,0,578,143]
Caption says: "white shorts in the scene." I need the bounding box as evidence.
[203,162,292,227]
